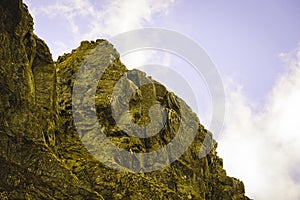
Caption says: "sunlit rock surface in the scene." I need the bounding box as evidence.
[0,1,251,199]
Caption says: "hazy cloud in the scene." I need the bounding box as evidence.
[25,0,176,59]
[218,45,300,199]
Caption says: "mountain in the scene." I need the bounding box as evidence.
[0,0,251,199]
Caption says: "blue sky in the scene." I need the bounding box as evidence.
[24,0,300,199]
[154,0,300,105]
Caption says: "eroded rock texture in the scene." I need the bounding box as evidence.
[0,1,251,199]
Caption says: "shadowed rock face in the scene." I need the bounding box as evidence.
[0,1,251,199]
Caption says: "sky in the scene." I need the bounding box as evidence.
[23,0,300,199]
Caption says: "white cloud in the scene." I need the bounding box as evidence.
[218,46,300,199]
[30,0,94,34]
[94,0,175,37]
[25,0,176,59]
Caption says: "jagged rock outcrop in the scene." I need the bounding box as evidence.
[0,1,251,199]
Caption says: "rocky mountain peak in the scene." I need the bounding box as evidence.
[0,1,251,199]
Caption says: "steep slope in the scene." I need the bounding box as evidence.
[0,1,103,199]
[0,0,251,199]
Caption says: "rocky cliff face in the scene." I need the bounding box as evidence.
[0,1,250,199]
